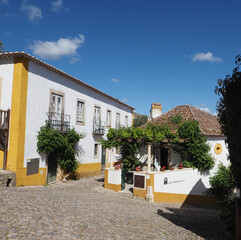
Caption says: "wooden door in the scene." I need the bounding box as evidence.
[47,153,57,183]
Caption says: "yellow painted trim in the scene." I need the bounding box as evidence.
[7,57,30,186]
[153,192,216,206]
[75,162,101,178]
[16,168,47,186]
[133,188,147,199]
[104,169,121,192]
[132,110,134,128]
[214,143,222,155]
[0,150,4,168]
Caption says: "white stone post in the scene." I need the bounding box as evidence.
[110,148,114,170]
[146,185,154,203]
[147,143,152,173]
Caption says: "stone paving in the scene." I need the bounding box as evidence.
[0,174,230,240]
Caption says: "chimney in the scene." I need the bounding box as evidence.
[150,102,162,119]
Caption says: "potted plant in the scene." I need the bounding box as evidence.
[115,165,120,170]
[136,166,141,172]
[169,166,174,170]
[160,166,166,171]
[178,163,183,169]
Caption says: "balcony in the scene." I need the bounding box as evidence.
[93,121,105,135]
[46,112,70,132]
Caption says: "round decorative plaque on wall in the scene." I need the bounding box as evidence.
[214,143,222,155]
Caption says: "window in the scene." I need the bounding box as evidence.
[106,110,111,127]
[94,143,99,157]
[50,93,63,115]
[125,116,128,127]
[76,100,85,124]
[116,113,120,129]
[94,106,101,124]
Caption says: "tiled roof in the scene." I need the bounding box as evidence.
[0,52,135,110]
[146,105,223,136]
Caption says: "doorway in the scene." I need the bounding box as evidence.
[47,153,58,183]
[101,147,106,171]
[161,147,169,169]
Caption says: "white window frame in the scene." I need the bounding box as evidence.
[94,105,101,124]
[125,116,128,128]
[116,113,120,128]
[94,143,99,157]
[106,110,111,128]
[76,99,85,125]
[49,89,65,115]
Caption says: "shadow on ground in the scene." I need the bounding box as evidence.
[96,177,104,182]
[157,207,228,240]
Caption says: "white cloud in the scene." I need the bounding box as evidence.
[1,0,9,5]
[191,52,222,63]
[51,0,63,12]
[199,107,212,114]
[29,34,85,60]
[122,98,128,102]
[20,0,42,21]
[110,78,119,83]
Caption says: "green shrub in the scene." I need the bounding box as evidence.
[207,164,236,234]
[208,164,235,199]
[37,123,84,173]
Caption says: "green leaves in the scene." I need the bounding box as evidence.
[215,55,241,189]
[178,120,214,171]
[37,123,84,173]
[101,118,214,171]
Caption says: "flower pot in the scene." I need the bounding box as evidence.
[178,167,183,169]
[160,168,166,171]
[136,168,141,172]
[169,167,174,170]
[115,166,120,170]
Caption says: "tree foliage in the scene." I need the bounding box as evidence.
[215,54,241,189]
[207,164,236,233]
[133,115,148,128]
[101,119,214,171]
[177,120,215,171]
[0,40,4,53]
[37,123,85,173]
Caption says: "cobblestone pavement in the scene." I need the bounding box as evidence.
[0,174,229,240]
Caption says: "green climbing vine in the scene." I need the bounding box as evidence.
[101,117,214,171]
[37,123,85,173]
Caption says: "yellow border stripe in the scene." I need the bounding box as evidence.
[7,57,29,179]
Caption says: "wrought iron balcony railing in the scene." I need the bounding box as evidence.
[93,120,105,135]
[46,112,70,132]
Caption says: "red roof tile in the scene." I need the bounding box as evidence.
[146,105,223,136]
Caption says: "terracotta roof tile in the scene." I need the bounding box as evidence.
[146,105,223,136]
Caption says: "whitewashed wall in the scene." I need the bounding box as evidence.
[0,59,14,110]
[207,137,229,169]
[24,61,133,168]
[154,168,211,195]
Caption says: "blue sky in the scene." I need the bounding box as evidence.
[1,0,241,115]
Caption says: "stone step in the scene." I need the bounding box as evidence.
[0,169,16,187]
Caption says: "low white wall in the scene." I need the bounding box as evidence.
[154,168,210,196]
[108,169,121,185]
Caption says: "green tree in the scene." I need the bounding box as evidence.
[37,123,85,173]
[0,40,4,53]
[215,55,241,190]
[133,115,148,128]
[215,55,241,238]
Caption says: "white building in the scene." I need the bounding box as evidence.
[0,52,134,186]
